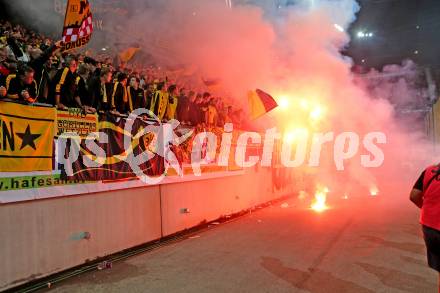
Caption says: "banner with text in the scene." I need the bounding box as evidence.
[56,108,98,138]
[0,102,55,172]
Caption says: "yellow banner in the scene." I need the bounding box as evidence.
[56,108,98,138]
[0,102,56,171]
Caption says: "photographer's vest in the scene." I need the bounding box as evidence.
[421,165,440,230]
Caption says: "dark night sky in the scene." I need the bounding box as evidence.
[347,0,440,68]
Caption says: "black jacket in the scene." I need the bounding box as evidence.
[88,76,114,111]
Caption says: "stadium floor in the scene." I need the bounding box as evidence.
[48,194,437,293]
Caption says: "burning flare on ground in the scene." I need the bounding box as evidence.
[369,186,379,197]
[311,186,330,213]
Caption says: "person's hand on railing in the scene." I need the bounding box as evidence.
[110,109,120,116]
[20,90,37,104]
[84,106,96,114]
[0,86,6,98]
[21,90,30,100]
[57,103,67,110]
[25,96,36,104]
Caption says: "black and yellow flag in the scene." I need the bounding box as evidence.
[61,0,93,52]
[0,102,56,171]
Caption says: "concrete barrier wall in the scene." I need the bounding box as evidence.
[160,167,275,236]
[0,168,295,290]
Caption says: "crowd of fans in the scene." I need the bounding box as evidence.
[0,20,244,128]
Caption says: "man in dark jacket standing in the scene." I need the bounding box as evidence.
[88,67,113,112]
[111,73,130,114]
[128,76,145,110]
[52,55,83,109]
[28,41,60,102]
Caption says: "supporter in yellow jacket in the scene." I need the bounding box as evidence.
[157,90,169,121]
[165,84,178,120]
[150,82,168,121]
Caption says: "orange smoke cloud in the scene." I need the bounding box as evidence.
[111,0,435,199]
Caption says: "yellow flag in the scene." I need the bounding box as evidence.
[0,102,56,171]
[61,0,93,52]
[119,47,140,63]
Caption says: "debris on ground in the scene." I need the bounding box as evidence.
[97,261,112,270]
